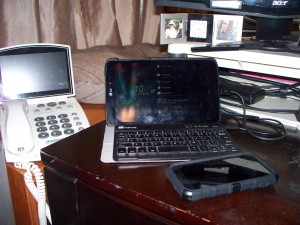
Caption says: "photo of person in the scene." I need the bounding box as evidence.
[212,15,243,44]
[216,20,237,41]
[165,19,183,39]
[160,13,187,44]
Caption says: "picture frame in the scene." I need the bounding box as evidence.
[160,13,188,44]
[187,14,214,43]
[212,15,243,44]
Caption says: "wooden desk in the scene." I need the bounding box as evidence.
[6,104,105,225]
[41,119,300,224]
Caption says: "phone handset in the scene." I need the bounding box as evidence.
[1,99,34,156]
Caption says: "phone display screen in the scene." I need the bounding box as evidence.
[172,154,273,190]
[0,46,73,101]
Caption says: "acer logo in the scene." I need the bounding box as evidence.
[272,1,289,5]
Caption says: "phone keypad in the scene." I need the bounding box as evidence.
[29,99,89,149]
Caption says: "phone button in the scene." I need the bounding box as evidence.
[51,130,62,137]
[38,132,50,139]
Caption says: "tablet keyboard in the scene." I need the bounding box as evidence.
[113,124,240,161]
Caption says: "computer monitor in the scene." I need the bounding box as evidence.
[155,0,300,52]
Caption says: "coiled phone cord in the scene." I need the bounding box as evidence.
[14,162,52,225]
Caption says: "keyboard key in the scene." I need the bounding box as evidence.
[153,142,162,147]
[128,148,137,157]
[134,143,143,147]
[198,145,209,152]
[189,146,200,152]
[158,146,190,153]
[137,147,147,154]
[162,142,172,146]
[148,147,158,154]
[118,143,132,147]
[117,148,126,156]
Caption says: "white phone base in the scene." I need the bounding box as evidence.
[1,98,89,163]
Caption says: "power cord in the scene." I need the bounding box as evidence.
[222,91,287,141]
[14,162,52,225]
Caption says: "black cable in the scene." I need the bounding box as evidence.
[225,91,287,141]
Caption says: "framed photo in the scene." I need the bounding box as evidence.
[187,14,214,43]
[160,13,187,44]
[212,15,243,44]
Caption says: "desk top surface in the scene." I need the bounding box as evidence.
[41,121,300,225]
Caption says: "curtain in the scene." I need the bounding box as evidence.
[0,0,164,50]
